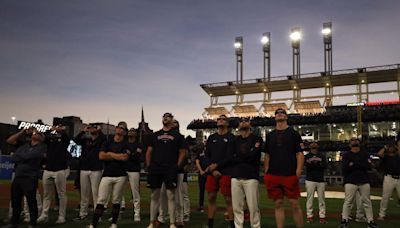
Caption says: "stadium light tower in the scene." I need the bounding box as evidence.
[322,22,333,75]
[235,36,243,84]
[261,32,271,81]
[290,27,301,79]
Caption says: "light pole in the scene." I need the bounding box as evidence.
[290,27,301,79]
[322,22,333,75]
[234,36,243,84]
[261,32,271,81]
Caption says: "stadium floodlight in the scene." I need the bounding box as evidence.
[11,116,16,124]
[322,22,332,42]
[261,32,271,81]
[322,27,331,35]
[261,34,270,46]
[290,27,301,79]
[322,22,333,75]
[235,36,243,84]
[234,37,243,54]
[290,28,301,44]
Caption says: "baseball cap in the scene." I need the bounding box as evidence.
[275,108,287,115]
[128,128,137,132]
[217,114,228,120]
[163,112,174,118]
[116,121,128,130]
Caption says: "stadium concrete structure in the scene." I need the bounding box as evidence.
[188,63,400,185]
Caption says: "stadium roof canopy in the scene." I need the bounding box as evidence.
[232,104,259,117]
[203,106,229,119]
[294,101,323,114]
[201,64,399,97]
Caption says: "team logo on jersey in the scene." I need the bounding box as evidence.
[212,139,217,143]
[158,134,175,141]
[223,138,228,142]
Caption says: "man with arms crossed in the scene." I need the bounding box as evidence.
[230,118,263,228]
[263,108,304,228]
[88,122,129,228]
[146,113,186,228]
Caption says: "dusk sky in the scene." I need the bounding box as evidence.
[1,0,399,136]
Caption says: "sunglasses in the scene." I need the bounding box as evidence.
[217,117,227,121]
[163,115,173,118]
[275,110,286,115]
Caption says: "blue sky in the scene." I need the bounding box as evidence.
[0,0,399,136]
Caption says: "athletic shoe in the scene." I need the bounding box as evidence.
[53,206,59,211]
[319,217,327,224]
[197,207,204,213]
[339,219,349,228]
[154,220,163,227]
[355,216,367,222]
[24,216,30,223]
[170,224,177,228]
[306,217,313,223]
[110,224,117,228]
[87,225,94,228]
[183,215,190,222]
[36,215,48,223]
[224,212,229,221]
[147,221,161,228]
[377,216,385,221]
[55,217,66,224]
[74,215,88,221]
[134,214,141,222]
[367,221,379,228]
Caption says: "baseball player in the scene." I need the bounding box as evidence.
[37,125,70,225]
[263,108,304,228]
[88,122,129,228]
[4,128,46,228]
[340,138,378,228]
[146,113,186,228]
[126,128,143,222]
[230,118,263,228]
[304,141,327,223]
[377,143,400,220]
[74,124,106,220]
[203,114,235,228]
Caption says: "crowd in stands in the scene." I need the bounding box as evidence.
[188,104,400,129]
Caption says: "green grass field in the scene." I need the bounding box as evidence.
[1,180,399,227]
